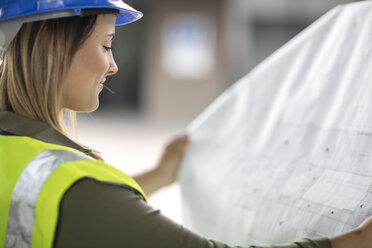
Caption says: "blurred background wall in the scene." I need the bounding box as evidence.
[78,0,359,224]
[98,0,357,122]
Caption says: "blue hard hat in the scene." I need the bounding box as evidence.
[0,0,143,60]
[0,0,143,26]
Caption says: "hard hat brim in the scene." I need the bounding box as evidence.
[110,1,143,25]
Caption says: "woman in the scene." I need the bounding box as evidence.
[0,1,371,247]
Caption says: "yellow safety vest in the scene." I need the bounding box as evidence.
[0,134,147,248]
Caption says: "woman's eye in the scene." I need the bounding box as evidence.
[103,45,113,51]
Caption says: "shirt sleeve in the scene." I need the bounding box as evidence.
[53,178,332,248]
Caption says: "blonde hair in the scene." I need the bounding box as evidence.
[0,15,103,160]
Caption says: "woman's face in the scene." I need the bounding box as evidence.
[61,14,118,112]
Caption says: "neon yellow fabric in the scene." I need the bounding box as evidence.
[34,159,147,248]
[0,135,80,248]
[0,135,146,248]
[0,136,37,248]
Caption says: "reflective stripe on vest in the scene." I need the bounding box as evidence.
[5,150,87,248]
[0,136,147,248]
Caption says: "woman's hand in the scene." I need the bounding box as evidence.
[330,215,372,248]
[134,134,190,196]
[155,134,190,186]
[356,215,372,247]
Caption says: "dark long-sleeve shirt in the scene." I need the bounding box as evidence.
[0,110,333,248]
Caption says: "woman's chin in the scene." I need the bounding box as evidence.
[63,101,99,113]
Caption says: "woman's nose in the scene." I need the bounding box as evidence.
[107,55,118,76]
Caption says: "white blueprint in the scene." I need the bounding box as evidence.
[179,1,372,246]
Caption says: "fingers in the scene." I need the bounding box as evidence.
[176,134,190,148]
[166,134,190,152]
